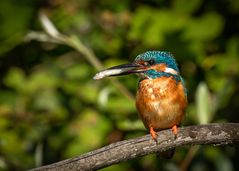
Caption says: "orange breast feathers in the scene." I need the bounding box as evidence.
[136,76,187,131]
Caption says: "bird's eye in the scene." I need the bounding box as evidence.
[148,59,155,65]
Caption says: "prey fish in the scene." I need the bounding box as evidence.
[93,63,143,80]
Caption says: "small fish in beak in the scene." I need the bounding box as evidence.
[93,63,144,80]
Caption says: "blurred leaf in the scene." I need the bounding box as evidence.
[101,163,131,171]
[205,147,233,171]
[214,153,233,171]
[0,129,34,169]
[64,109,112,157]
[34,142,43,167]
[65,63,91,80]
[117,119,144,131]
[128,7,187,46]
[32,89,60,112]
[4,68,26,92]
[77,83,99,103]
[127,6,152,41]
[27,71,59,94]
[0,90,16,108]
[226,37,239,57]
[0,0,35,54]
[173,0,203,14]
[207,74,235,112]
[0,114,9,128]
[195,82,211,124]
[182,12,224,41]
[228,0,239,13]
[105,96,135,117]
[98,87,111,107]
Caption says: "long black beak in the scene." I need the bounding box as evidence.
[93,62,144,80]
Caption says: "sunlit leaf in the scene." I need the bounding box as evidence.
[98,87,111,107]
[195,82,212,124]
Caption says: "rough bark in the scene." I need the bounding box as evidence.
[30,123,239,171]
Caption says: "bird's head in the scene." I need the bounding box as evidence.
[93,51,180,80]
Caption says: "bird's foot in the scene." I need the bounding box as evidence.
[172,125,178,139]
[150,126,157,142]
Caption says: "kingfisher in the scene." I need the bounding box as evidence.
[94,51,187,144]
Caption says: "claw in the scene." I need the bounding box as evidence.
[150,126,157,142]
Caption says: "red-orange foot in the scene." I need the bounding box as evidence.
[172,125,178,136]
[150,126,157,142]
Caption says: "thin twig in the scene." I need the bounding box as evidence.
[29,123,239,171]
[64,35,134,100]
[35,11,134,101]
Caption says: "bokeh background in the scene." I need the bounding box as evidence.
[0,0,239,170]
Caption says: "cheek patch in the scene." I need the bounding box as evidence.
[164,67,178,75]
[150,64,167,72]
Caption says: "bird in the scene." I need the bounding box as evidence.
[93,51,187,157]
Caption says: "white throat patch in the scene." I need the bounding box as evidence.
[164,67,178,75]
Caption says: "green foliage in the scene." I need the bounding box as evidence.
[0,0,239,170]
[0,0,36,55]
[64,109,112,157]
[195,82,212,124]
[182,12,224,42]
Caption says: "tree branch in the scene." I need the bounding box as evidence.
[30,123,239,171]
